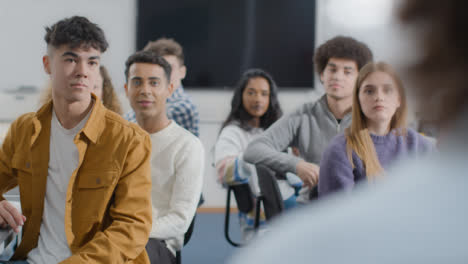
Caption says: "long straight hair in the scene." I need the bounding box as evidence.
[221,69,283,131]
[346,62,408,179]
[99,66,123,114]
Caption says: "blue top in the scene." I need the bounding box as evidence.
[318,128,435,196]
[124,86,200,137]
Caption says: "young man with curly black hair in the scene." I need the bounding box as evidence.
[244,36,373,199]
[0,16,152,263]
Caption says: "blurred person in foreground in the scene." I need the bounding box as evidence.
[229,1,468,263]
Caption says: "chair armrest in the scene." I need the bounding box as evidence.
[0,227,19,261]
[0,228,14,244]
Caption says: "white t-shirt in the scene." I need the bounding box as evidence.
[27,108,91,264]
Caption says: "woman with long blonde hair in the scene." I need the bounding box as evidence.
[318,62,435,196]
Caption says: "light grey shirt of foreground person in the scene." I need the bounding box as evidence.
[228,115,468,264]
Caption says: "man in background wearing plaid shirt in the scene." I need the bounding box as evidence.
[125,38,200,137]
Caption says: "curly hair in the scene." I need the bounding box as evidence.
[44,16,108,52]
[143,38,184,66]
[314,36,373,75]
[399,0,468,127]
[221,69,283,131]
[39,66,122,114]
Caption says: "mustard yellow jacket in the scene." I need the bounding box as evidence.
[0,98,152,263]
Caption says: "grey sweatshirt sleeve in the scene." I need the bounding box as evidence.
[244,113,303,174]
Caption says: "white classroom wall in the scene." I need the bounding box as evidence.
[0,0,411,207]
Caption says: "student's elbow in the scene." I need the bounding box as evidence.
[243,143,257,164]
[244,137,267,164]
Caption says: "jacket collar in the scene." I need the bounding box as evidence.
[32,93,106,145]
[31,100,52,146]
[79,94,106,144]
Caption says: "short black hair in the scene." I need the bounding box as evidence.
[124,51,172,83]
[44,16,108,52]
[314,36,373,75]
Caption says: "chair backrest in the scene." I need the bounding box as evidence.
[183,214,196,246]
[231,183,255,213]
[182,193,204,247]
[255,164,284,220]
[176,211,198,264]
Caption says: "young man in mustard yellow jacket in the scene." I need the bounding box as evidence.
[0,16,152,264]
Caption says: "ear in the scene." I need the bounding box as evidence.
[124,83,129,97]
[180,65,187,80]
[319,72,324,84]
[43,55,51,75]
[167,80,176,96]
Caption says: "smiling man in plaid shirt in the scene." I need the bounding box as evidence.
[124,38,200,137]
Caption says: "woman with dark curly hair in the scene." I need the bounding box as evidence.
[244,36,373,198]
[40,65,122,114]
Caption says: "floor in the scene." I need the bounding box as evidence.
[181,212,242,264]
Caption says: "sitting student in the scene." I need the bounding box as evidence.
[244,36,373,199]
[214,69,288,241]
[0,16,152,263]
[228,2,468,263]
[319,62,435,196]
[125,38,200,137]
[40,65,123,114]
[124,51,204,264]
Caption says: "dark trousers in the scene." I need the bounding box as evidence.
[145,238,176,264]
